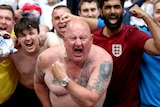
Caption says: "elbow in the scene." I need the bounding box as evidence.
[83,103,95,107]
[82,99,97,107]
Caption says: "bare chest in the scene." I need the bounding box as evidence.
[12,54,37,75]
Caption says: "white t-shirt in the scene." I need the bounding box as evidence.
[0,0,17,10]
[39,0,66,30]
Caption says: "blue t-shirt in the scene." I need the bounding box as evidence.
[97,18,105,29]
[137,25,160,107]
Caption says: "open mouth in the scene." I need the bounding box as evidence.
[74,47,83,57]
[59,23,67,34]
[0,27,7,30]
[108,14,118,24]
[26,42,33,47]
[109,18,117,24]
[74,48,82,54]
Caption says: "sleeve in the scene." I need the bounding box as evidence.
[97,18,105,29]
[132,27,152,51]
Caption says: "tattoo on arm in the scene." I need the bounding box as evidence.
[87,61,112,95]
[36,55,45,82]
[38,70,45,82]
[39,55,42,62]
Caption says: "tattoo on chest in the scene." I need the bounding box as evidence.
[79,68,89,87]
[78,61,92,87]
[52,77,60,86]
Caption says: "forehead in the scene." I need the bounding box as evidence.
[81,2,98,9]
[66,23,90,36]
[0,9,13,18]
[103,0,122,6]
[53,7,70,16]
[154,2,160,9]
[20,28,37,35]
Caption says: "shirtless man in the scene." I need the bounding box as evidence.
[34,19,113,107]
[0,17,60,107]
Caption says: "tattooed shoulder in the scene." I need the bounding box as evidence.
[37,69,45,82]
[38,55,42,62]
[86,60,112,95]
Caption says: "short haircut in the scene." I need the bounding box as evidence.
[14,17,40,37]
[0,4,15,18]
[99,0,125,8]
[52,5,71,15]
[78,0,100,11]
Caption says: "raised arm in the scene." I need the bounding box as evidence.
[60,12,99,31]
[129,5,160,55]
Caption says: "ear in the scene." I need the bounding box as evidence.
[78,10,81,16]
[152,12,153,18]
[90,34,94,41]
[100,8,103,17]
[123,9,125,16]
[97,8,100,16]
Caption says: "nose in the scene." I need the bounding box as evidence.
[25,35,31,40]
[110,7,116,13]
[88,11,93,18]
[75,38,82,45]
[0,18,6,23]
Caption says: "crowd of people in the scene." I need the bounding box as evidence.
[0,0,160,107]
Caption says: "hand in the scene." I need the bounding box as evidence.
[129,4,147,19]
[60,12,78,24]
[14,9,23,18]
[38,33,46,47]
[51,60,68,81]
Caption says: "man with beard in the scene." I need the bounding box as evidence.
[60,0,160,106]
[92,0,160,106]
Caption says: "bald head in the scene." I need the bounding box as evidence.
[62,18,93,64]
[65,19,91,35]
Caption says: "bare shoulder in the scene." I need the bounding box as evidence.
[44,32,61,48]
[46,32,61,42]
[37,44,65,69]
[91,44,112,61]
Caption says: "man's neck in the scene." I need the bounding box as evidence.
[103,24,123,38]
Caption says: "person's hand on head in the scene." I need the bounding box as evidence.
[60,12,78,24]
[38,33,47,47]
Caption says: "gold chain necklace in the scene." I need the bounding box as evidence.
[67,61,86,83]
